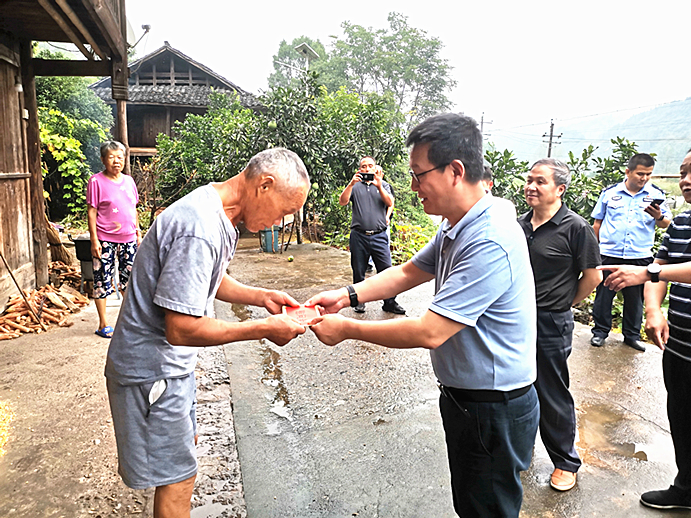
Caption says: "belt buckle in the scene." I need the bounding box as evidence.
[365,230,375,236]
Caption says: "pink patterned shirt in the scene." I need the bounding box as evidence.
[86,172,139,243]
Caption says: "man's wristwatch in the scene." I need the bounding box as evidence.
[656,215,664,221]
[647,262,662,282]
[346,284,359,307]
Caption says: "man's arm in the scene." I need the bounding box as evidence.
[643,273,669,350]
[372,166,393,207]
[598,259,691,291]
[164,309,305,347]
[386,203,394,225]
[215,273,299,314]
[592,219,602,241]
[339,172,361,206]
[572,268,602,306]
[305,260,434,313]
[310,308,464,349]
[644,203,671,229]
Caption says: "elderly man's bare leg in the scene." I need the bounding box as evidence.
[154,474,196,518]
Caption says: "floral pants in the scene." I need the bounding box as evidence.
[92,240,138,299]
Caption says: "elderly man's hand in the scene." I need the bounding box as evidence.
[599,265,648,292]
[264,314,306,346]
[263,290,301,315]
[309,314,349,346]
[305,288,349,314]
[644,309,668,350]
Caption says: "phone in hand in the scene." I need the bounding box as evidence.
[361,173,374,182]
[650,198,665,208]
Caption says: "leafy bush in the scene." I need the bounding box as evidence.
[40,108,107,217]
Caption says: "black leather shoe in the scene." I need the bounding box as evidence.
[641,486,691,510]
[353,303,366,313]
[590,336,605,347]
[382,301,406,315]
[624,337,646,352]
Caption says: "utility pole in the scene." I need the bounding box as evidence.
[542,119,562,157]
[480,112,492,140]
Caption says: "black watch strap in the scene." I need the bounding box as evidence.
[346,284,359,307]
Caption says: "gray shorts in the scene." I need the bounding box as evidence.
[106,372,197,489]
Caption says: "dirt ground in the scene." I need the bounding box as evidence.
[0,293,246,517]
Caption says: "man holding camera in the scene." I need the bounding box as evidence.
[590,153,671,351]
[339,156,405,314]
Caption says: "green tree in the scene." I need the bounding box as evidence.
[324,13,456,128]
[268,13,456,130]
[35,49,113,171]
[268,37,329,90]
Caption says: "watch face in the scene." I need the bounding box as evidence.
[648,263,662,274]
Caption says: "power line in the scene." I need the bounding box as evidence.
[542,120,562,157]
[491,99,688,132]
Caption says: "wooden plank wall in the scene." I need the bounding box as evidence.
[0,43,34,307]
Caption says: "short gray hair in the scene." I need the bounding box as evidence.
[100,140,126,158]
[246,148,310,192]
[530,158,571,194]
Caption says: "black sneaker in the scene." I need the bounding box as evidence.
[353,303,366,313]
[641,486,691,510]
[382,301,406,315]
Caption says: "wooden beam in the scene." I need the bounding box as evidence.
[20,41,49,287]
[32,58,110,77]
[36,0,94,61]
[115,99,129,175]
[79,0,126,59]
[55,0,107,60]
[170,56,174,86]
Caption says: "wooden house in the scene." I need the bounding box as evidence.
[0,0,129,307]
[90,42,257,157]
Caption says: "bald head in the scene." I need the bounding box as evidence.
[245,148,310,194]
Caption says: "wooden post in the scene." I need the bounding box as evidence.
[20,40,49,287]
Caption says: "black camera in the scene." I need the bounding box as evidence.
[361,173,374,182]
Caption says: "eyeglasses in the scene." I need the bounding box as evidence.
[408,163,448,183]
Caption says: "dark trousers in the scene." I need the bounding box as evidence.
[592,255,652,341]
[663,349,691,494]
[439,386,539,517]
[536,309,581,473]
[349,230,395,305]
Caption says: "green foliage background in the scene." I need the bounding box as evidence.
[35,48,112,218]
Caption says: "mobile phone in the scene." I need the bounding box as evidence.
[361,173,374,182]
[650,198,665,208]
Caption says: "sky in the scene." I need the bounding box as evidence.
[124,0,690,135]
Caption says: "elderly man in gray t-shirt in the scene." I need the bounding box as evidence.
[105,148,310,517]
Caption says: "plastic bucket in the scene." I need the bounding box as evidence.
[260,226,280,253]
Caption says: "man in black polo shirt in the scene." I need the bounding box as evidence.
[518,158,602,492]
[339,156,405,314]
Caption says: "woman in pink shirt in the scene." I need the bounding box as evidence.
[86,141,141,338]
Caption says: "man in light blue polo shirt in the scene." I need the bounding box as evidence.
[307,113,539,517]
[590,153,671,351]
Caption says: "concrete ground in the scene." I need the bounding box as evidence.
[0,235,689,517]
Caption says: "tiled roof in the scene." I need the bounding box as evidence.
[91,85,259,108]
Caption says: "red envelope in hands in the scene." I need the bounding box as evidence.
[283,305,320,326]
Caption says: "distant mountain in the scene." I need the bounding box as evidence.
[487,97,691,176]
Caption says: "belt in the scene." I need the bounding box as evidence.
[355,228,386,236]
[438,383,532,403]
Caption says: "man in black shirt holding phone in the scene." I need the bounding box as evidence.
[339,156,405,314]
